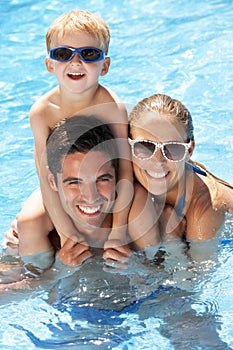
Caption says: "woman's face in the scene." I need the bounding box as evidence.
[130,111,193,197]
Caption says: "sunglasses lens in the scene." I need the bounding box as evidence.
[81,48,102,61]
[51,47,73,61]
[164,144,186,161]
[134,141,156,159]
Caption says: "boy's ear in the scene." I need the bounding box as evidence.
[48,173,58,191]
[100,57,110,76]
[45,57,55,74]
[186,140,195,160]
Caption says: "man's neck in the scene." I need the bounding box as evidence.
[75,214,112,249]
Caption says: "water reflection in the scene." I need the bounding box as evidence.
[1,230,230,348]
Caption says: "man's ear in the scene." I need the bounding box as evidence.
[45,57,55,74]
[186,140,195,161]
[100,57,110,76]
[48,173,58,191]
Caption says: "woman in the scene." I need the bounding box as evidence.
[128,94,233,248]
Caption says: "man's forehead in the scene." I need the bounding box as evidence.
[61,150,113,179]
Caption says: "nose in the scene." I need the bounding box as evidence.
[81,183,99,203]
[70,53,82,64]
[152,147,166,163]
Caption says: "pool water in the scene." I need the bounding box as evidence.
[0,0,233,349]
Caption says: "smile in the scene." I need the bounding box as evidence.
[78,205,101,215]
[146,169,169,180]
[68,72,85,79]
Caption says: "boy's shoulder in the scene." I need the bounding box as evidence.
[97,85,127,117]
[96,84,123,104]
[29,87,60,123]
[101,85,122,103]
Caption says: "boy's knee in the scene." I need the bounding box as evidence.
[16,212,34,232]
[17,210,54,239]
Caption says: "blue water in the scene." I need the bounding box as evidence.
[0,0,233,349]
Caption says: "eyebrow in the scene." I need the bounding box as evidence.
[98,173,114,180]
[63,177,81,184]
[62,173,114,184]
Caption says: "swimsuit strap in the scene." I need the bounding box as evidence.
[186,162,207,176]
[151,161,207,218]
[175,187,186,218]
[174,162,207,218]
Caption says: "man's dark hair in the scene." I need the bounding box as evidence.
[46,115,119,183]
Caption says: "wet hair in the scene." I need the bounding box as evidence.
[129,93,194,141]
[46,9,110,54]
[129,93,233,192]
[46,115,119,184]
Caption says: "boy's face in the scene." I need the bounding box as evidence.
[49,150,116,235]
[45,32,110,94]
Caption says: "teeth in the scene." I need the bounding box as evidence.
[146,170,168,179]
[78,205,101,214]
[68,72,84,76]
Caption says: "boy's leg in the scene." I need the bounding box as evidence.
[3,188,57,275]
[16,188,54,255]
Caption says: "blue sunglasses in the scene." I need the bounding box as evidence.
[49,46,105,63]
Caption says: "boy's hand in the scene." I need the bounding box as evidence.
[58,237,92,267]
[103,239,132,270]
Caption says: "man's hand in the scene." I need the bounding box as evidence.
[103,239,132,271]
[58,237,92,267]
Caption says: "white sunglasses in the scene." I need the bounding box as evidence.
[128,138,192,162]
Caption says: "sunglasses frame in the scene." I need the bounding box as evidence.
[128,138,192,162]
[49,46,105,63]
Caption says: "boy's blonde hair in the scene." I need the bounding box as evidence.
[46,9,110,54]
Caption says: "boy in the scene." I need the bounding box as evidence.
[6,10,132,270]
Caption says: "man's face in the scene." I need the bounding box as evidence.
[53,150,116,235]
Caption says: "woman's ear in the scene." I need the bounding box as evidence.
[48,173,58,191]
[186,140,195,160]
[100,57,110,76]
[45,57,55,74]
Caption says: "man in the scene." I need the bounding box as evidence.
[3,115,131,275]
[46,115,131,270]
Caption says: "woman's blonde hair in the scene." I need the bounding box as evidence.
[129,93,194,141]
[46,9,110,54]
[129,93,233,190]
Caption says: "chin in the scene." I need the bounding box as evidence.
[147,186,167,197]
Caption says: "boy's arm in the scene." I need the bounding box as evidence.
[40,156,82,245]
[105,105,134,244]
[108,156,133,242]
[30,105,83,246]
[128,183,161,249]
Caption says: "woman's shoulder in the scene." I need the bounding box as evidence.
[193,161,233,213]
[210,177,233,212]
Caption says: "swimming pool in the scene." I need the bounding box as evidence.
[0,0,233,348]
